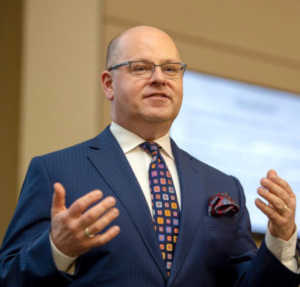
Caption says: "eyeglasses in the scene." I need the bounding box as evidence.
[108,61,187,79]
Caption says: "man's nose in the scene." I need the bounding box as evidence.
[148,66,166,85]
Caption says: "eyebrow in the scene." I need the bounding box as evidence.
[131,59,180,63]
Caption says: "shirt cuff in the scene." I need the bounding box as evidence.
[265,225,299,273]
[49,233,78,273]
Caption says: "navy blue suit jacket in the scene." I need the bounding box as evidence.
[1,127,299,286]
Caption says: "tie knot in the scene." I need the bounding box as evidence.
[140,142,160,157]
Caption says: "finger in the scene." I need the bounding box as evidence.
[84,207,119,235]
[78,196,117,228]
[267,169,277,179]
[68,190,103,218]
[52,183,67,217]
[89,225,120,247]
[257,187,288,215]
[267,169,295,198]
[255,197,295,240]
[260,178,291,205]
[254,198,286,221]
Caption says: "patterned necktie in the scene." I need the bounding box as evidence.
[140,142,180,276]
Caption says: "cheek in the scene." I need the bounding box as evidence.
[169,80,183,97]
[114,93,137,115]
[174,87,183,106]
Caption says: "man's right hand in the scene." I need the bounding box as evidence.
[50,183,120,257]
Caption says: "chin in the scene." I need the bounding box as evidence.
[143,114,176,124]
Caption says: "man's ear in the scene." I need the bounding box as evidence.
[101,71,114,101]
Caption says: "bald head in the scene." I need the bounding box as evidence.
[105,26,181,69]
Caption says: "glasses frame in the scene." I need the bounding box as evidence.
[108,61,187,79]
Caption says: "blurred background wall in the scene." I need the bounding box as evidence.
[1,0,299,244]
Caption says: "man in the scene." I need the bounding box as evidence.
[0,26,299,286]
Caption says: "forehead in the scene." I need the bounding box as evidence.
[116,28,181,64]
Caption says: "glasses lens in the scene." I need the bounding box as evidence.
[130,62,154,78]
[129,61,186,78]
[162,63,185,78]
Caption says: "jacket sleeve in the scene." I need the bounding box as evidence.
[229,176,300,287]
[0,157,77,287]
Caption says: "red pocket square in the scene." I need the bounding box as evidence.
[208,192,239,217]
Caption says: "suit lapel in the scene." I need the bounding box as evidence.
[167,140,206,286]
[87,128,168,280]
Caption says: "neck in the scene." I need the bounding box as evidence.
[114,120,171,141]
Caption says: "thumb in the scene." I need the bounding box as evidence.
[51,182,66,217]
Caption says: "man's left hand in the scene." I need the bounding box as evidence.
[255,169,296,241]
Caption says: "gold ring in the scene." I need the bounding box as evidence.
[278,204,287,214]
[85,227,95,238]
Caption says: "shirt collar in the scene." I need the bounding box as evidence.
[110,121,174,160]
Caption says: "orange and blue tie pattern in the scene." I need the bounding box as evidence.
[140,142,180,276]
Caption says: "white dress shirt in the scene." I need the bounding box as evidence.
[50,121,298,273]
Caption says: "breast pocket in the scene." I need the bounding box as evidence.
[203,214,239,229]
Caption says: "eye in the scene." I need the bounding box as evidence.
[163,65,177,73]
[134,65,147,71]
[131,62,152,74]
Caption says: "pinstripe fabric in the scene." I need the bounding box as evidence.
[0,126,299,286]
